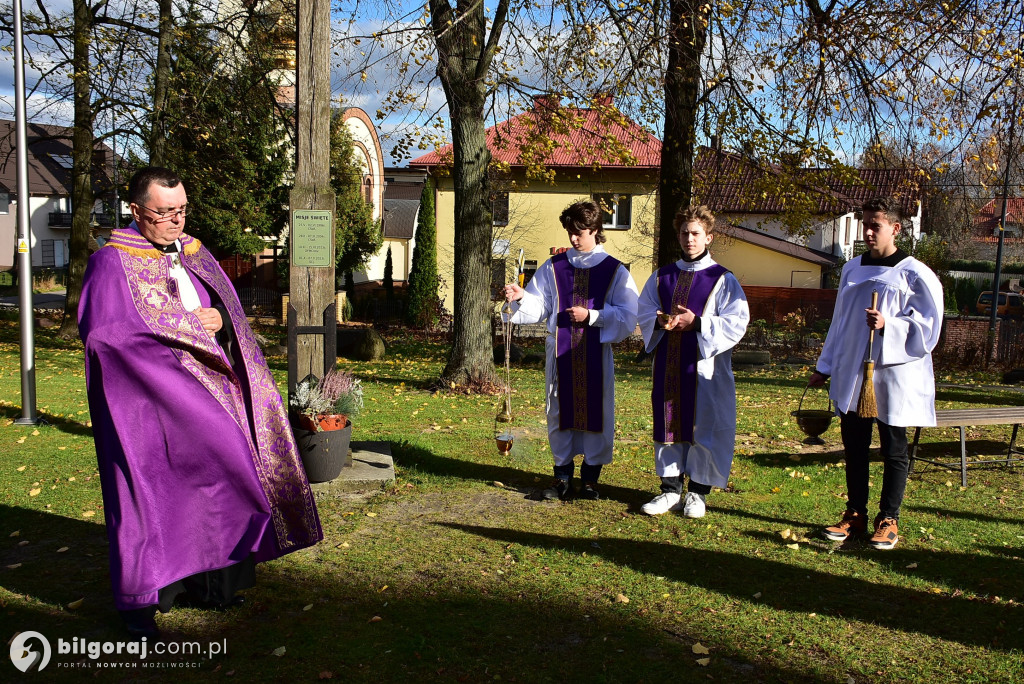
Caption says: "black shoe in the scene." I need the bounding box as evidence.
[578,483,600,500]
[122,607,159,641]
[177,593,246,611]
[542,478,574,501]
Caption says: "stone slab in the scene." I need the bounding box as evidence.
[308,440,394,497]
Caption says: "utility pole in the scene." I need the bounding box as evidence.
[287,0,337,393]
[14,0,38,425]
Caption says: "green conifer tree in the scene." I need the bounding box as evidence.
[405,177,440,328]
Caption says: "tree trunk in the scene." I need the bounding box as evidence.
[657,0,708,268]
[149,0,173,165]
[440,103,498,386]
[58,0,95,339]
[430,0,502,387]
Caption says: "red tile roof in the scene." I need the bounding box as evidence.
[408,97,661,170]
[974,197,1024,237]
[694,147,922,216]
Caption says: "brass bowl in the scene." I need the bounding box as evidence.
[792,383,834,445]
[495,434,514,454]
[791,409,833,445]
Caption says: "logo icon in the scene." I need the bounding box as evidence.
[9,631,51,673]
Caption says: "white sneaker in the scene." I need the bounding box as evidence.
[641,492,682,516]
[682,492,706,518]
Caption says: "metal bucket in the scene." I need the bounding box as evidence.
[791,385,834,445]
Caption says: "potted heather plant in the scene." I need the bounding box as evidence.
[289,370,363,482]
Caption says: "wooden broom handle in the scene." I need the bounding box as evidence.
[866,289,879,357]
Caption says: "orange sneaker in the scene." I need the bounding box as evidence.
[822,510,867,541]
[869,517,899,550]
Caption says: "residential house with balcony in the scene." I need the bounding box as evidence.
[0,120,120,272]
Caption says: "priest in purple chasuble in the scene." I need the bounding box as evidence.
[78,168,322,638]
[637,205,749,519]
[503,200,639,501]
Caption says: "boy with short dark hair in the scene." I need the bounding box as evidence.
[809,197,944,549]
[503,200,639,500]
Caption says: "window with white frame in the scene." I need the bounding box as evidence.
[594,193,631,229]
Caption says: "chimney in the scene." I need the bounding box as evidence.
[710,134,721,151]
[533,93,562,111]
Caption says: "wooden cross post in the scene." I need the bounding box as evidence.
[288,0,337,395]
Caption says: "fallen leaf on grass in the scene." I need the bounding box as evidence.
[31,429,40,436]
[778,529,791,540]
[82,511,96,518]
[378,585,388,593]
[319,672,334,680]
[9,530,19,537]
[271,646,286,657]
[369,615,383,622]
[786,543,800,550]
[6,563,21,569]
[691,642,709,655]
[57,547,69,553]
[29,488,41,497]
[339,542,350,548]
[58,447,66,451]
[753,592,762,599]
[614,594,629,604]
[17,541,28,547]
[303,604,313,611]
[696,657,710,666]
[67,598,84,609]
[16,466,26,472]
[17,437,26,444]
[906,562,918,569]
[365,512,377,518]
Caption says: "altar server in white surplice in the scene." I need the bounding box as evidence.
[503,200,639,501]
[810,197,943,551]
[638,205,749,519]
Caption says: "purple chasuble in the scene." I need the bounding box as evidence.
[552,252,621,432]
[79,227,322,610]
[651,263,728,443]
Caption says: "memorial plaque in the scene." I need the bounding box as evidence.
[291,209,334,267]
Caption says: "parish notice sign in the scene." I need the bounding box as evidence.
[291,209,334,267]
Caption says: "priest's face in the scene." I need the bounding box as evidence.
[678,220,713,259]
[131,182,188,246]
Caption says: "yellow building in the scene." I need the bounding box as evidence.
[409,95,661,312]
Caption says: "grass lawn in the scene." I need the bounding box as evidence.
[1,319,1022,682]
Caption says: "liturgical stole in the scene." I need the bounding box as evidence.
[552,252,621,432]
[652,263,728,444]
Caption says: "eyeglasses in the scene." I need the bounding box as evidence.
[136,204,190,222]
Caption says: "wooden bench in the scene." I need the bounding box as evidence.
[910,407,1024,486]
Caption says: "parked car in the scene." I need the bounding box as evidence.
[976,290,1024,318]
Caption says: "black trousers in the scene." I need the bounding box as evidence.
[659,476,712,496]
[839,411,909,521]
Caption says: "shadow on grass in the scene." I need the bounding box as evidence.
[907,505,1024,526]
[443,522,1024,652]
[0,404,94,438]
[1,504,825,683]
[742,449,847,468]
[933,389,1024,406]
[393,440,660,506]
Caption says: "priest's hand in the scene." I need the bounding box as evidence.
[662,304,696,331]
[195,306,223,336]
[564,306,589,323]
[503,283,525,302]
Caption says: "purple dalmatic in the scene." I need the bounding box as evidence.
[651,263,728,443]
[79,226,322,611]
[551,251,621,432]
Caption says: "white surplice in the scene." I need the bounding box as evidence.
[506,246,639,466]
[637,254,750,488]
[816,254,944,426]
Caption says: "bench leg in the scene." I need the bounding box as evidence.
[909,427,922,475]
[959,426,968,487]
[1010,424,1020,466]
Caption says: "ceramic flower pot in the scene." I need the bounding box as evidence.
[317,414,348,431]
